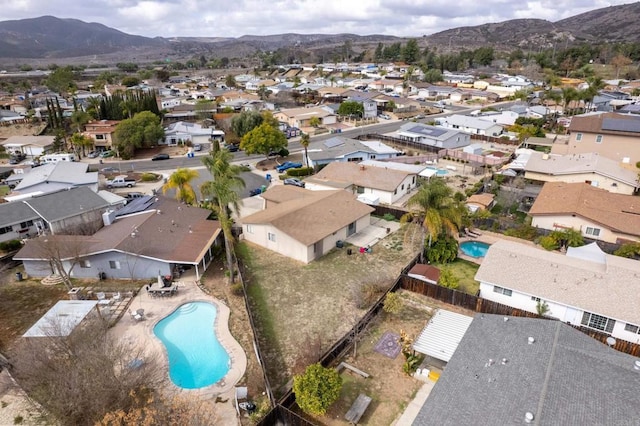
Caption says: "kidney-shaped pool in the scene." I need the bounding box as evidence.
[154,301,230,389]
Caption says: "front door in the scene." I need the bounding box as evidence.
[347,221,356,236]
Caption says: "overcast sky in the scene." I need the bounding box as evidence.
[2,1,632,38]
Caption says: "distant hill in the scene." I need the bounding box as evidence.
[2,3,640,61]
[0,16,165,58]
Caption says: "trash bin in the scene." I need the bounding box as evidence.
[15,272,22,282]
[336,240,344,248]
[260,185,267,193]
[265,173,272,182]
[347,248,352,255]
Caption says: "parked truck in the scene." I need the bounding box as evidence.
[106,175,137,188]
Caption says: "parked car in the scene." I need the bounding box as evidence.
[224,144,239,152]
[276,161,302,173]
[249,188,263,196]
[378,113,391,120]
[151,153,170,161]
[99,150,115,158]
[9,153,26,164]
[414,114,425,119]
[100,167,119,173]
[284,178,305,188]
[106,175,137,188]
[192,144,202,152]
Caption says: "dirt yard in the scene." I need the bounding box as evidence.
[242,224,422,397]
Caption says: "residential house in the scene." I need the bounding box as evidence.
[0,201,42,243]
[396,123,470,150]
[83,120,119,150]
[523,152,639,195]
[163,121,223,146]
[528,182,640,243]
[563,112,640,164]
[5,162,98,200]
[436,114,503,137]
[412,314,640,425]
[346,94,378,119]
[15,196,221,280]
[306,161,417,205]
[465,193,495,212]
[0,135,56,158]
[306,137,402,167]
[273,106,337,129]
[475,239,640,343]
[241,187,374,263]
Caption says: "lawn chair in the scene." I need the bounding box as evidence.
[129,309,144,321]
[112,292,122,302]
[96,292,111,305]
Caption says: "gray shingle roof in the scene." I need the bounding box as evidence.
[0,201,40,227]
[23,187,109,222]
[413,314,640,426]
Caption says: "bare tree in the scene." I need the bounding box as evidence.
[28,235,91,290]
[9,318,166,426]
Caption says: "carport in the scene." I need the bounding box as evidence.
[413,309,473,363]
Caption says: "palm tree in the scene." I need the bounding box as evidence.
[404,178,464,261]
[201,143,245,283]
[300,133,310,167]
[162,168,199,205]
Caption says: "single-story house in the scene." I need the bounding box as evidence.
[306,137,402,167]
[475,239,640,342]
[436,114,503,137]
[523,152,639,195]
[241,187,374,263]
[274,106,337,129]
[528,182,640,243]
[396,123,470,150]
[0,135,56,158]
[0,200,42,243]
[412,314,640,425]
[15,196,221,280]
[5,162,98,199]
[163,121,224,146]
[306,161,417,205]
[465,193,495,212]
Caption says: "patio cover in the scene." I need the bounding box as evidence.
[23,300,98,337]
[413,309,473,362]
[566,242,607,265]
[419,168,438,179]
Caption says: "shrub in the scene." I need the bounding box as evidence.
[286,167,313,177]
[539,235,559,251]
[438,267,459,289]
[230,283,244,296]
[352,280,388,309]
[140,172,158,182]
[293,363,342,416]
[0,239,22,252]
[614,242,640,258]
[383,292,403,314]
[426,235,458,264]
[382,213,396,221]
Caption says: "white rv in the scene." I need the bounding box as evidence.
[40,153,77,163]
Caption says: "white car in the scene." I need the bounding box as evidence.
[379,114,391,120]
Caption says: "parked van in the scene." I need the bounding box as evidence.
[40,153,77,163]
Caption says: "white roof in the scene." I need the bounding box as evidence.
[413,309,474,362]
[419,168,438,178]
[566,242,607,264]
[360,159,425,174]
[23,300,98,337]
[359,141,401,155]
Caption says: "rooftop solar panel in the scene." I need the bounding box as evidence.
[601,118,640,133]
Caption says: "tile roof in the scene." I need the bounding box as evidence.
[241,189,374,246]
[528,182,640,236]
[313,161,412,192]
[474,239,640,325]
[524,151,639,187]
[413,314,640,425]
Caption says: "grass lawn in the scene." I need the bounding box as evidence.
[0,185,9,197]
[435,258,480,295]
[242,224,422,396]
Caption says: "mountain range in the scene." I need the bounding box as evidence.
[1,3,640,61]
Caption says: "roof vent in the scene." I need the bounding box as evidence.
[503,317,509,322]
[634,360,640,371]
[157,210,162,215]
[542,153,549,160]
[501,358,508,365]
[528,337,535,344]
[525,412,535,423]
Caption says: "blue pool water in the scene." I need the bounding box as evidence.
[460,241,490,258]
[154,302,230,389]
[425,166,449,176]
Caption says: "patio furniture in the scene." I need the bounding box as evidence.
[130,309,144,321]
[96,292,111,305]
[345,394,372,424]
[112,292,122,302]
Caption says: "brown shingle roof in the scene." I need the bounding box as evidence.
[408,264,441,283]
[529,182,640,236]
[568,112,639,136]
[242,189,374,245]
[313,162,411,192]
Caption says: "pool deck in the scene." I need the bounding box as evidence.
[109,272,246,425]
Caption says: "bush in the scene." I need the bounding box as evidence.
[539,235,559,251]
[503,225,539,241]
[383,292,403,314]
[230,282,244,296]
[382,213,396,221]
[426,235,458,264]
[352,280,388,309]
[286,167,313,177]
[438,267,459,289]
[140,172,158,182]
[614,242,640,259]
[293,363,342,416]
[0,239,22,252]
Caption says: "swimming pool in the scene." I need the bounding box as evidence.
[460,241,490,258]
[425,166,449,176]
[154,301,230,389]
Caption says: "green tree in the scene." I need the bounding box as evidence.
[426,235,459,264]
[309,116,321,128]
[473,47,495,66]
[225,74,237,88]
[200,144,245,283]
[257,85,272,100]
[162,168,200,205]
[407,178,464,244]
[45,66,77,96]
[423,69,443,83]
[121,76,141,87]
[536,300,551,317]
[402,39,420,64]
[113,111,164,159]
[70,110,90,134]
[195,99,215,121]
[438,266,459,289]
[293,363,342,416]
[337,100,364,117]
[240,122,287,157]
[300,133,310,167]
[231,111,263,138]
[69,133,94,158]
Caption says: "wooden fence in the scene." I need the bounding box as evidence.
[372,204,409,221]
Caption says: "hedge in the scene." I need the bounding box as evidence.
[286,167,313,177]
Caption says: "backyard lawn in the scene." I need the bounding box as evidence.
[435,258,480,295]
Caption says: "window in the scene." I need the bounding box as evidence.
[268,233,276,242]
[246,225,254,234]
[0,226,12,235]
[96,134,105,140]
[581,311,615,333]
[370,155,376,159]
[356,186,365,194]
[20,220,33,229]
[109,260,121,270]
[575,133,583,141]
[595,134,603,143]
[585,227,600,237]
[401,184,405,190]
[624,323,640,334]
[493,286,512,297]
[79,260,91,268]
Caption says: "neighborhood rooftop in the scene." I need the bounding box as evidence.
[311,161,413,192]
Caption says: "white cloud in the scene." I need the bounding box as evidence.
[0,0,633,38]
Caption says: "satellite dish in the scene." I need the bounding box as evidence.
[606,337,616,347]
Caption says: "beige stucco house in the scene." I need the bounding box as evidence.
[273,106,337,129]
[83,120,119,150]
[524,151,639,195]
[561,112,640,165]
[241,187,374,263]
[529,182,640,244]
